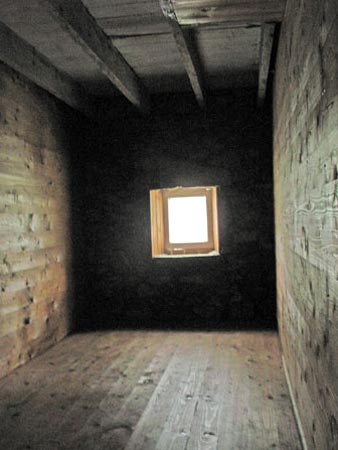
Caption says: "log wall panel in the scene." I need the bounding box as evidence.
[0,61,85,379]
[274,0,338,448]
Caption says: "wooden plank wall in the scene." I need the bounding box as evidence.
[274,0,338,448]
[0,61,81,379]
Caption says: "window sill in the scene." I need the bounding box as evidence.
[152,251,220,259]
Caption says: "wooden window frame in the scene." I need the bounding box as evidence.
[150,186,219,258]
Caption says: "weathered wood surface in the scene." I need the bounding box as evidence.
[257,23,275,106]
[170,0,286,26]
[194,25,260,90]
[112,24,260,93]
[83,0,170,37]
[0,0,267,95]
[82,0,263,92]
[0,61,82,379]
[166,20,205,108]
[0,21,97,118]
[0,0,116,98]
[0,331,301,450]
[274,0,338,448]
[111,33,189,94]
[43,0,150,112]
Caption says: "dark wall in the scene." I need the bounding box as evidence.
[73,91,275,330]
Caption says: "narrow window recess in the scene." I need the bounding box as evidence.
[150,186,219,258]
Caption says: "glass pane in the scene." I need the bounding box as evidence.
[168,196,208,244]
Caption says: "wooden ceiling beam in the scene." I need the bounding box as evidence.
[0,21,97,119]
[169,0,286,26]
[43,0,150,113]
[160,1,205,108]
[169,21,205,108]
[257,23,275,106]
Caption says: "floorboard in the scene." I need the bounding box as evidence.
[0,331,301,450]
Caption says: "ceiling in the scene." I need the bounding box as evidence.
[0,0,286,113]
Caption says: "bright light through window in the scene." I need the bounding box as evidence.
[168,196,208,244]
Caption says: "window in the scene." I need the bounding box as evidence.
[150,186,219,257]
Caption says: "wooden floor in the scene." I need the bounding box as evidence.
[0,331,301,450]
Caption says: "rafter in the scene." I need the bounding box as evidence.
[0,21,97,119]
[257,23,275,105]
[160,0,205,108]
[43,0,150,113]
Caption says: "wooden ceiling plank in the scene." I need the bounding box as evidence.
[98,15,170,37]
[43,0,150,112]
[83,1,162,18]
[0,20,97,119]
[172,0,286,26]
[174,0,283,6]
[257,23,275,105]
[160,1,205,108]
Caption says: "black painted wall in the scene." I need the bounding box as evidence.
[72,91,276,330]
